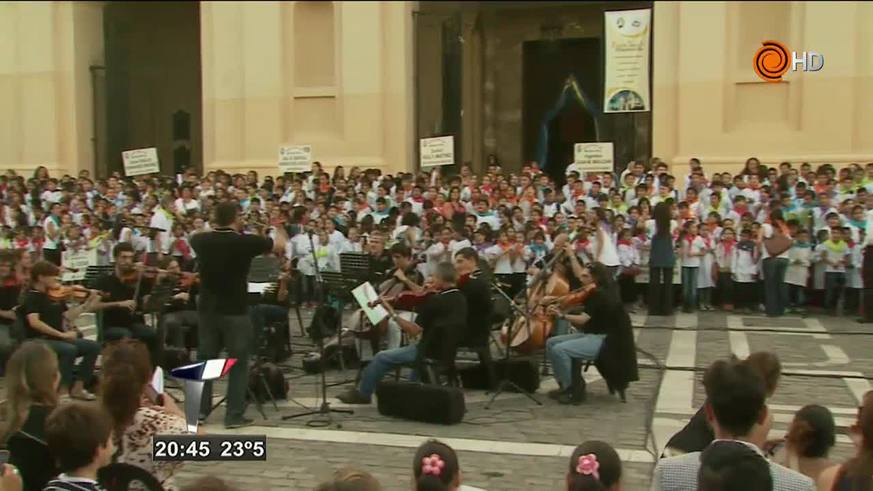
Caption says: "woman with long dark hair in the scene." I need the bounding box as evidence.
[760,207,791,316]
[648,202,676,315]
[546,259,639,404]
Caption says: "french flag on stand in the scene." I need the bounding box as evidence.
[171,359,237,432]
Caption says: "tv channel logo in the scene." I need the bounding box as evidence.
[753,40,824,82]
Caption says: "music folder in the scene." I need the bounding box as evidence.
[351,282,389,325]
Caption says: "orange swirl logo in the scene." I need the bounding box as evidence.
[753,40,790,82]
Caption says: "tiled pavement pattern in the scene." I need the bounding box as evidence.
[67,308,873,489]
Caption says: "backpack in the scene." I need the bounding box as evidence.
[248,362,288,402]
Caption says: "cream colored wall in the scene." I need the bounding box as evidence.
[0,1,103,178]
[653,1,873,178]
[200,1,415,178]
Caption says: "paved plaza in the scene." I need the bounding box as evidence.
[78,310,873,489]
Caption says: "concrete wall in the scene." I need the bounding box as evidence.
[652,1,873,176]
[0,1,104,177]
[1,1,870,179]
[200,1,415,177]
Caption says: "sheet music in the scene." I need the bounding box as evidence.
[247,282,271,294]
[151,367,164,394]
[352,281,389,325]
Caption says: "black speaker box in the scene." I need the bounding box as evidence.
[458,359,540,393]
[376,381,465,425]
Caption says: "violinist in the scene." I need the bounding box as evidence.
[157,258,198,349]
[454,248,493,350]
[338,262,467,405]
[351,243,423,357]
[544,261,638,405]
[21,260,101,400]
[90,242,159,364]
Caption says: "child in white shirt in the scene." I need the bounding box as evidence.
[732,228,759,312]
[616,228,640,309]
[785,229,813,314]
[679,222,705,312]
[697,227,716,310]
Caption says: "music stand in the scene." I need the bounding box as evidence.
[340,253,374,284]
[484,280,542,409]
[320,271,354,372]
[282,240,353,427]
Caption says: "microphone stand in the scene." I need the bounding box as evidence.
[282,230,352,426]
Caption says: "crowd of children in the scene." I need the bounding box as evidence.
[2,157,872,316]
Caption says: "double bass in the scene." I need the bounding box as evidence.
[501,250,570,353]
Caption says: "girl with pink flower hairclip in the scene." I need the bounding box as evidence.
[567,441,623,491]
[413,439,490,491]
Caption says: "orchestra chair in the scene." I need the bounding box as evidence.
[569,348,626,403]
[455,344,497,390]
[98,463,164,491]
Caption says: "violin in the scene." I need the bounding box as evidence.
[176,271,200,289]
[47,284,104,302]
[384,288,439,311]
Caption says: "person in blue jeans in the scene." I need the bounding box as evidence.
[21,260,101,400]
[679,221,705,312]
[545,257,639,405]
[337,262,467,404]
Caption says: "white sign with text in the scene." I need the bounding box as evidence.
[278,145,312,173]
[569,142,614,174]
[122,147,160,176]
[419,136,455,168]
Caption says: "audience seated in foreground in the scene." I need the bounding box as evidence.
[566,440,622,491]
[43,403,114,491]
[652,358,814,491]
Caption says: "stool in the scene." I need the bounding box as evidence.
[570,357,626,403]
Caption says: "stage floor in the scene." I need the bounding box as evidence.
[73,308,872,490]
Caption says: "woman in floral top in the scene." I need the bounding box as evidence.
[100,339,188,490]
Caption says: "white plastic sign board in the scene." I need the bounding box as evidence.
[122,147,160,176]
[278,145,312,173]
[419,136,455,168]
[572,142,614,173]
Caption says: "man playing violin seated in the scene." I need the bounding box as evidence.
[90,242,159,364]
[337,262,467,405]
[156,258,199,349]
[349,243,423,360]
[21,260,101,400]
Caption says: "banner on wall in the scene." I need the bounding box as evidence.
[419,136,455,168]
[566,142,614,174]
[61,249,96,282]
[122,147,160,176]
[278,145,312,173]
[603,8,651,113]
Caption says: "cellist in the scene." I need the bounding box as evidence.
[544,257,639,406]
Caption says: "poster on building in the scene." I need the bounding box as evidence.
[419,136,455,168]
[61,249,96,282]
[278,145,312,173]
[568,142,614,174]
[122,147,160,176]
[604,8,651,113]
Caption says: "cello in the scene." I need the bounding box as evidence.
[501,249,570,353]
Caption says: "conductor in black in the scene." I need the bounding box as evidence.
[191,202,287,428]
